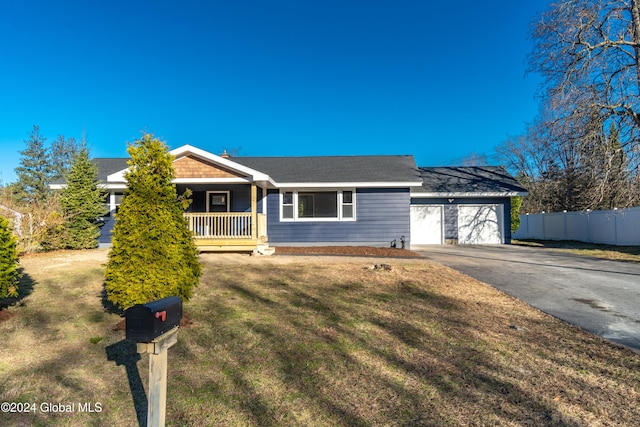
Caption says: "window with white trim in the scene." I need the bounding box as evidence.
[341,190,354,219]
[282,191,294,219]
[280,190,356,221]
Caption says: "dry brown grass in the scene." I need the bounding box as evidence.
[514,240,640,263]
[1,250,639,426]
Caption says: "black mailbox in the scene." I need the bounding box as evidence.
[125,296,182,342]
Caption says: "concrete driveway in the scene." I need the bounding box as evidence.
[415,245,640,352]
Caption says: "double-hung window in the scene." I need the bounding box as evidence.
[282,191,294,219]
[341,190,354,218]
[280,190,355,221]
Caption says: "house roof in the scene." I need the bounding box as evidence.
[51,147,525,196]
[50,158,129,187]
[232,155,421,185]
[67,149,423,188]
[94,158,130,182]
[413,166,528,197]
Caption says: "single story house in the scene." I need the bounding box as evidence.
[52,145,527,251]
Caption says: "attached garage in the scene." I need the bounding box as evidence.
[410,205,443,244]
[410,166,527,246]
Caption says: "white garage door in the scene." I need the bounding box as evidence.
[410,205,443,244]
[458,205,503,244]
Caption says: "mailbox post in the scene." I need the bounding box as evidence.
[126,296,182,427]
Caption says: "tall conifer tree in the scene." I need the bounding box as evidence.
[14,125,51,206]
[105,134,201,309]
[56,144,106,249]
[50,135,79,181]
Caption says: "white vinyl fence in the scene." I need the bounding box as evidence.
[513,206,640,246]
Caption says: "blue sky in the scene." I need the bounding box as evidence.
[0,1,548,185]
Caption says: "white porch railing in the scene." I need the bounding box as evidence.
[185,212,252,239]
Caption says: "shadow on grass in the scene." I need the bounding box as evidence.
[0,268,35,311]
[105,339,147,427]
[195,267,583,426]
[100,286,124,316]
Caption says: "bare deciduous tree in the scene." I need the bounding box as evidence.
[531,1,640,138]
[498,0,640,213]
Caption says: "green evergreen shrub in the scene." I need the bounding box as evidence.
[0,215,20,298]
[58,146,106,249]
[510,196,523,233]
[105,134,201,309]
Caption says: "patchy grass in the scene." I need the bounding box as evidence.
[1,250,639,426]
[514,239,640,263]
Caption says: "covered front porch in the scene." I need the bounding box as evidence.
[185,211,268,252]
[97,145,275,252]
[180,183,271,253]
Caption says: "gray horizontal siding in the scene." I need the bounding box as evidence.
[267,188,410,245]
[411,197,512,243]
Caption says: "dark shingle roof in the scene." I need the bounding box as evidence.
[56,156,526,195]
[233,155,421,184]
[415,166,528,195]
[50,158,129,185]
[86,155,421,185]
[93,158,129,181]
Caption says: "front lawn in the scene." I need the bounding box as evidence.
[1,250,639,426]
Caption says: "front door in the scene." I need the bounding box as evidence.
[207,191,230,213]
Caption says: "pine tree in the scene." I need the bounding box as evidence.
[50,135,79,181]
[105,134,201,309]
[14,125,52,206]
[47,144,106,249]
[0,215,20,298]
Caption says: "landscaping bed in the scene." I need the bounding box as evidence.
[273,245,421,257]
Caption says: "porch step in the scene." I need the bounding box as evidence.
[254,244,275,256]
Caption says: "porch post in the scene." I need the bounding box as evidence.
[109,191,116,214]
[251,184,257,239]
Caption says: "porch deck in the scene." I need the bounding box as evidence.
[185,212,268,252]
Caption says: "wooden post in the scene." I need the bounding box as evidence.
[137,327,179,427]
[148,349,167,427]
[251,184,257,239]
